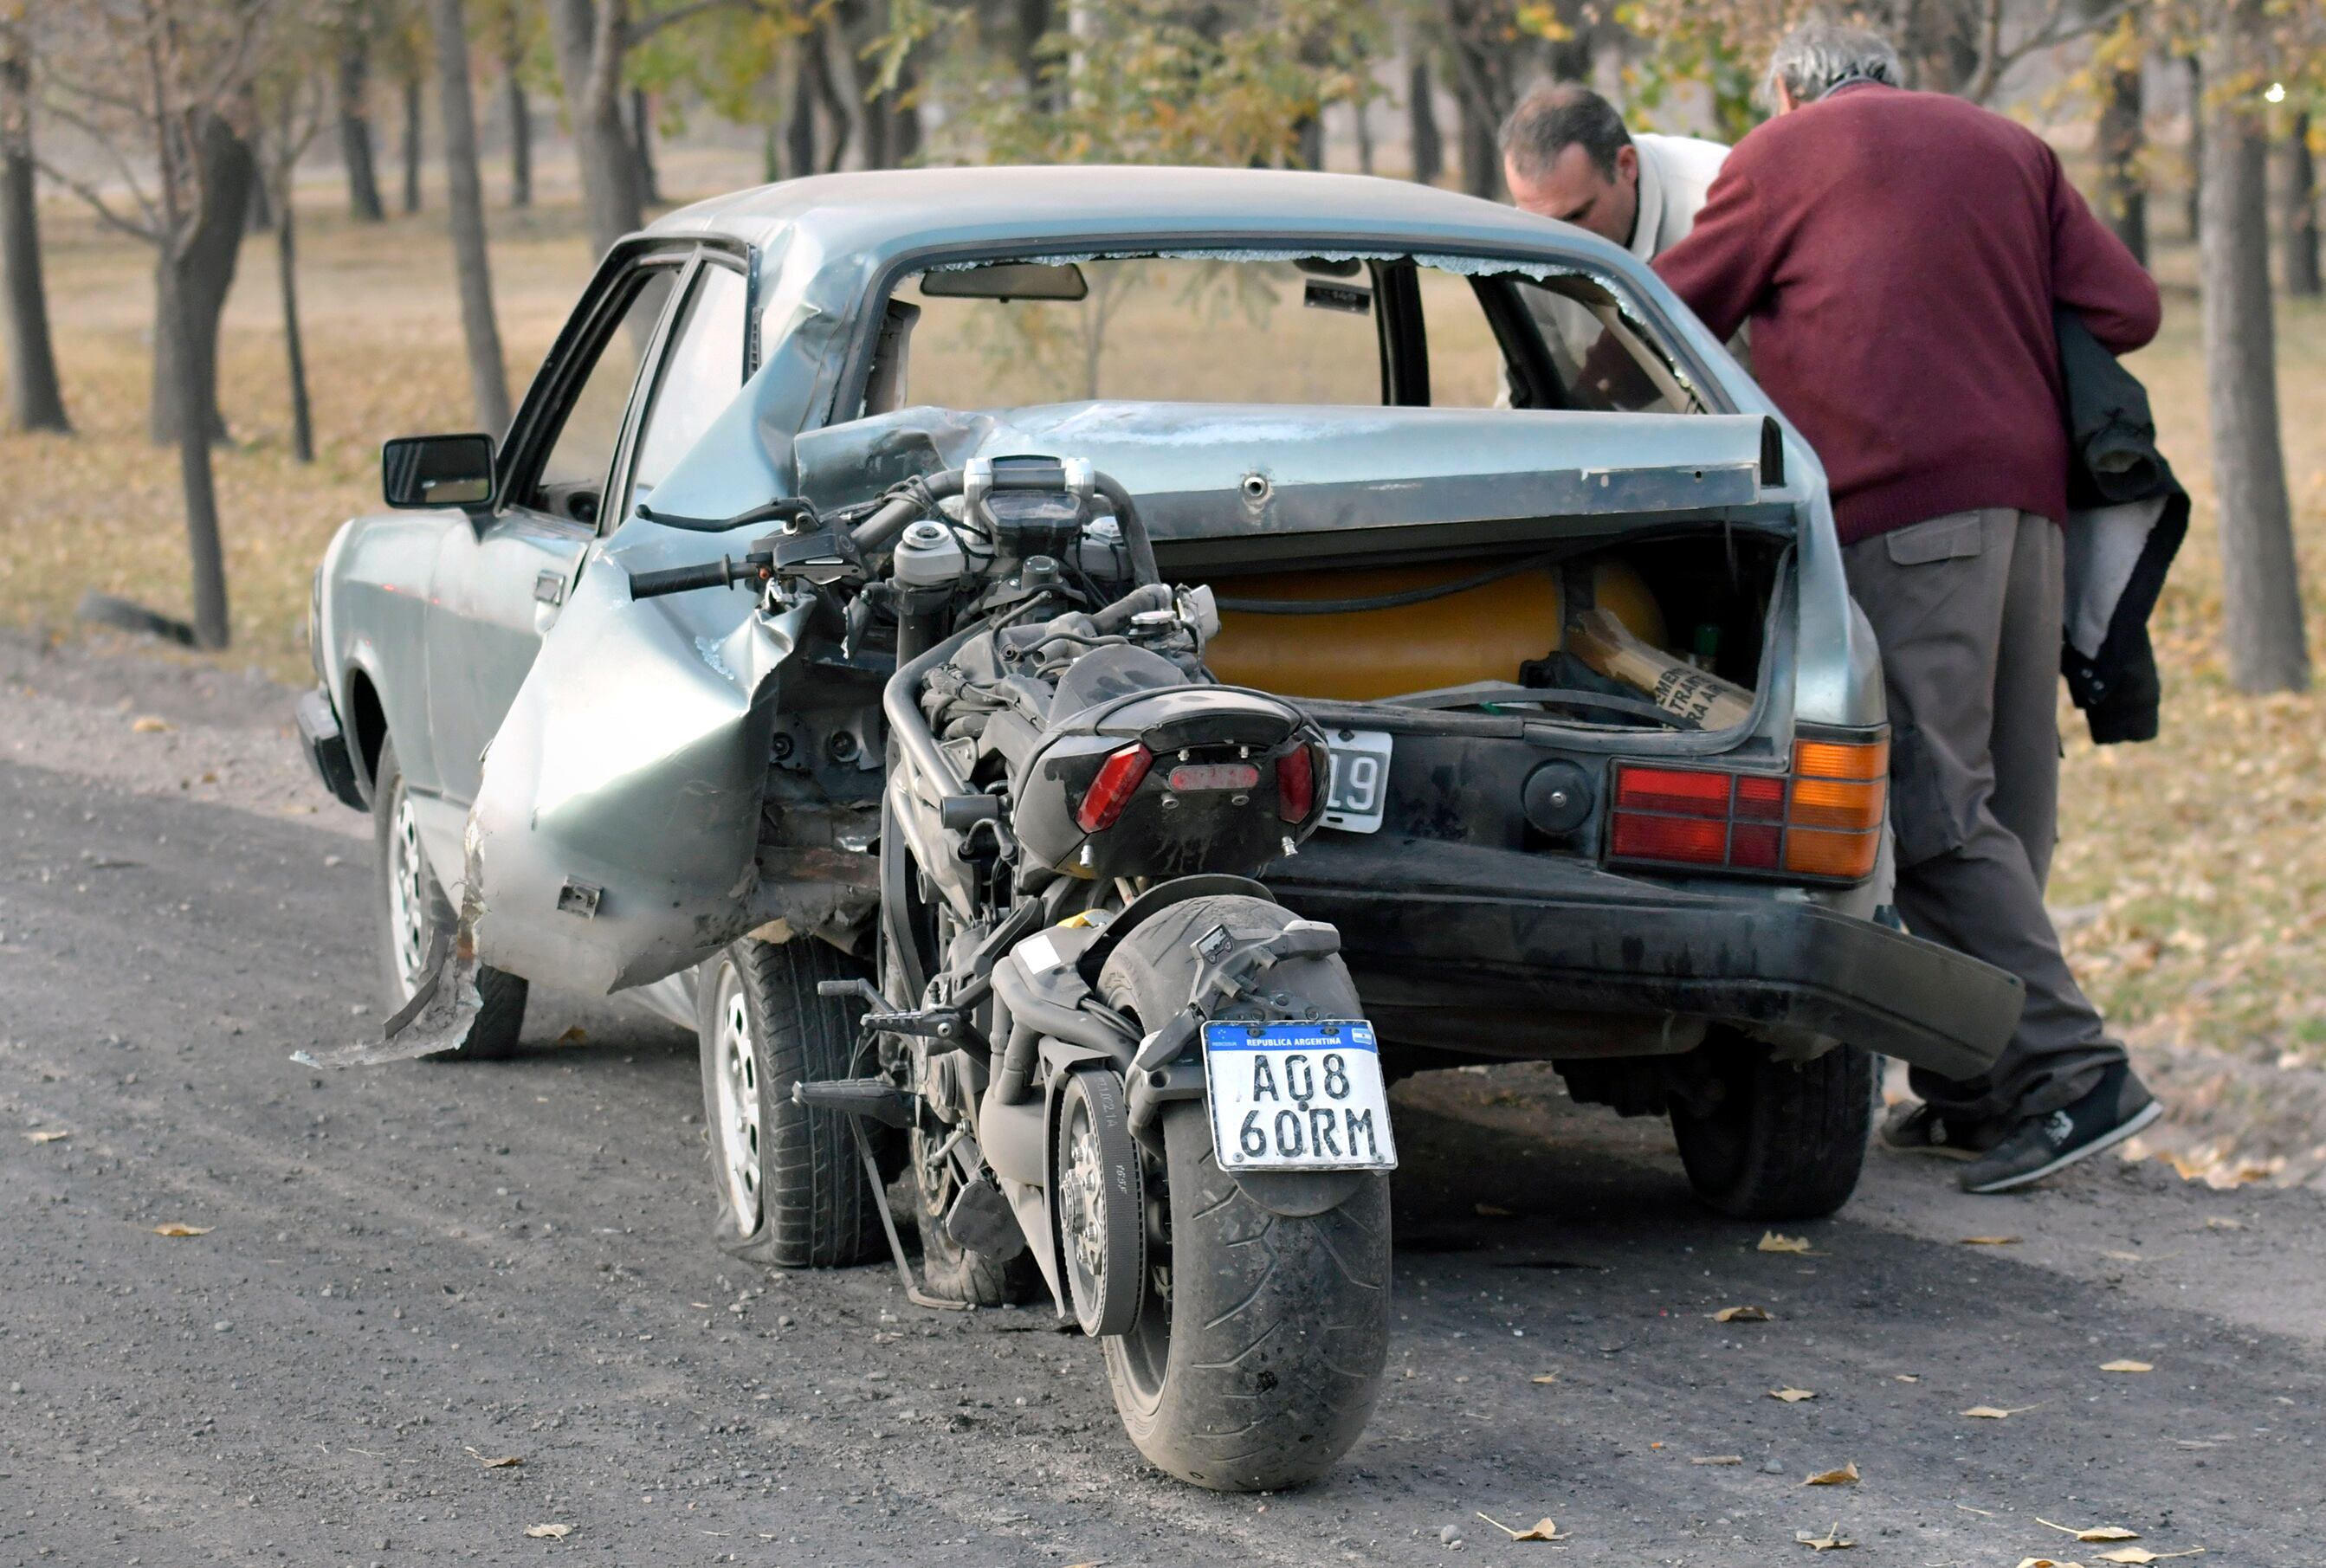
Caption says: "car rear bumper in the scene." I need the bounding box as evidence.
[295,687,367,812]
[1266,836,2021,1082]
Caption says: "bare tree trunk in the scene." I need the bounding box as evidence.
[2097,59,2147,267]
[1453,81,1496,199]
[245,171,271,233]
[431,0,510,436]
[160,254,231,648]
[400,70,423,212]
[1016,0,1054,106]
[274,171,313,464]
[1293,113,1324,171]
[785,45,817,179]
[1407,55,1441,186]
[629,85,660,205]
[2284,113,2320,298]
[812,16,854,173]
[339,34,386,222]
[547,0,643,260]
[2183,55,2202,243]
[1354,91,1375,175]
[150,109,254,447]
[889,49,923,166]
[501,27,531,208]
[2200,0,2309,694]
[0,38,69,434]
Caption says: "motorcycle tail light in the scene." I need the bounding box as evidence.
[1076,743,1153,833]
[1606,728,1888,884]
[1166,761,1261,792]
[1276,742,1320,823]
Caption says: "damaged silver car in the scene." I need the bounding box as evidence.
[300,166,2020,1488]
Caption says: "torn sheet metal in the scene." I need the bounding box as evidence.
[457,549,813,996]
[302,925,481,1068]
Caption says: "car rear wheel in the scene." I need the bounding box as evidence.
[372,740,527,1061]
[1669,1029,1872,1220]
[696,936,888,1269]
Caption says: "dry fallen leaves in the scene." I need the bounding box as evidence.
[552,1025,589,1047]
[151,1223,210,1237]
[523,1523,572,1539]
[1771,1387,1819,1403]
[2102,1250,2144,1262]
[27,1130,70,1144]
[2203,1216,2242,1230]
[2041,1520,2141,1543]
[466,1447,523,1468]
[1804,1462,1860,1487]
[1475,1202,1514,1217]
[2015,1558,2084,1568]
[1797,1522,1856,1551]
[1529,1372,1558,1385]
[130,715,171,733]
[1960,1235,2022,1246]
[2099,1359,2154,1373]
[1476,1513,1568,1541]
[1713,1306,1774,1323]
[1758,1231,1813,1253]
[1963,1404,2041,1419]
[2096,1548,2206,1564]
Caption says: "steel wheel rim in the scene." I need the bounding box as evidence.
[385,788,430,998]
[709,968,762,1227]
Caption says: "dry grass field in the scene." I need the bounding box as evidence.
[3,151,2322,1171]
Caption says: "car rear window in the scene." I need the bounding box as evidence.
[856,254,1699,418]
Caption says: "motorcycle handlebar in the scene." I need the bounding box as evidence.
[629,558,745,600]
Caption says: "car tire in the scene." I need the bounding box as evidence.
[1669,1029,1872,1220]
[696,935,888,1270]
[372,739,527,1061]
[1095,894,1392,1492]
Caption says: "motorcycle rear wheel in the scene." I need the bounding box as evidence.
[1095,894,1391,1492]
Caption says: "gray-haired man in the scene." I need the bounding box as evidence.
[1654,20,2165,1193]
[1499,82,1728,262]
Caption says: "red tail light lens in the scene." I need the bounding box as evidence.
[1075,743,1153,833]
[1276,742,1321,823]
[1606,729,1889,883]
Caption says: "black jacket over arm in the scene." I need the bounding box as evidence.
[2057,307,2187,745]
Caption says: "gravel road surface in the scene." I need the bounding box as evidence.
[3,638,2322,1566]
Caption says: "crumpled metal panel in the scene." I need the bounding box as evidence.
[457,550,812,996]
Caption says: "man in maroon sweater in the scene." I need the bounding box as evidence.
[1653,20,2165,1194]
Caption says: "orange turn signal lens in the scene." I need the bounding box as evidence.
[1793,737,1890,780]
[1784,826,1881,880]
[1787,776,1886,830]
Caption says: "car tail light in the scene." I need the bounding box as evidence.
[1076,743,1153,833]
[1276,742,1321,823]
[1606,730,1888,883]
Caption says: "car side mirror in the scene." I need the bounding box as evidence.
[383,433,496,511]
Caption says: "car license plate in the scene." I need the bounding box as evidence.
[1321,729,1393,834]
[1202,1020,1398,1172]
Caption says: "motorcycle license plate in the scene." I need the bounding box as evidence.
[1321,729,1393,834]
[1202,1020,1399,1173]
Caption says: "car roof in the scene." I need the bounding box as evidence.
[647,164,1625,268]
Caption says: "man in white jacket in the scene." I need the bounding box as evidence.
[1500,83,1728,262]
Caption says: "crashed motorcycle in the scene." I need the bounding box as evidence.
[630,455,1394,1491]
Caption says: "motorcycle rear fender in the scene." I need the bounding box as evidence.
[462,556,813,994]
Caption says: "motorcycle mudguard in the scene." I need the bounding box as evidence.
[460,555,813,995]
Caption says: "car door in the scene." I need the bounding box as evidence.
[423,253,688,808]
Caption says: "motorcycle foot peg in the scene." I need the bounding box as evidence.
[816,978,892,1010]
[791,1076,914,1128]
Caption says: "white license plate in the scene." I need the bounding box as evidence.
[1321,729,1393,833]
[1202,1020,1399,1172]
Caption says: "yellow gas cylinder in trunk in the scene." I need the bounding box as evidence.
[1203,556,1667,702]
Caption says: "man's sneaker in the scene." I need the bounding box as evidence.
[1959,1063,2161,1195]
[1880,1101,2004,1161]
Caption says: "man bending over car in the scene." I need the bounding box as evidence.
[1651,19,2165,1193]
